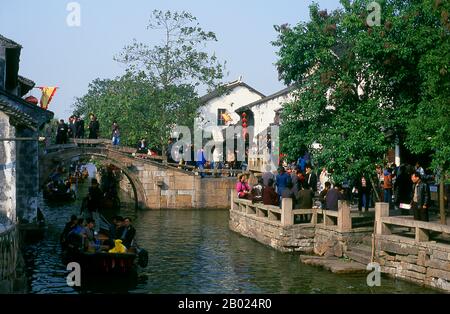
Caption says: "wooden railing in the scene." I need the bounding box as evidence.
[376,203,450,242]
[231,190,374,231]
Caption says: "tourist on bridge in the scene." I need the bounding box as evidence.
[383,167,393,208]
[75,116,85,138]
[262,164,275,187]
[304,165,318,192]
[250,177,264,203]
[196,147,207,178]
[111,121,120,146]
[410,172,430,222]
[56,119,68,144]
[394,165,412,214]
[236,174,251,199]
[354,173,372,212]
[319,167,330,192]
[319,182,331,209]
[262,178,279,206]
[326,183,344,211]
[276,166,290,205]
[68,116,77,138]
[137,138,148,154]
[296,182,314,222]
[88,114,100,139]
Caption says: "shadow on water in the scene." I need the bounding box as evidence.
[24,182,440,294]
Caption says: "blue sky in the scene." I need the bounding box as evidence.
[1,0,342,119]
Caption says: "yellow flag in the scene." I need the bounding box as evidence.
[38,87,58,110]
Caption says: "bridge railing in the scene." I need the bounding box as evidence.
[376,203,450,242]
[231,191,375,231]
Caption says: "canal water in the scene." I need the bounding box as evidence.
[24,180,437,294]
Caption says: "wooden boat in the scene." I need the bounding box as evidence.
[65,246,138,274]
[62,225,148,275]
[43,184,76,202]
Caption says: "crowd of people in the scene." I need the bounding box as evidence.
[54,114,100,144]
[236,157,436,223]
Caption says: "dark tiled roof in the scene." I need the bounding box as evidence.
[199,80,265,104]
[0,100,37,130]
[0,34,22,49]
[18,75,36,96]
[235,85,296,113]
[0,88,53,129]
[18,75,35,88]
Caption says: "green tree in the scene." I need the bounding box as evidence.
[73,10,225,154]
[274,0,450,183]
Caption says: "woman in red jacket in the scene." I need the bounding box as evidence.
[236,174,251,199]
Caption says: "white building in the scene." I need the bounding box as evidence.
[236,85,296,144]
[197,78,265,138]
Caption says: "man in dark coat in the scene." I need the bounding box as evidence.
[326,184,344,211]
[88,114,100,139]
[75,116,85,138]
[56,119,68,144]
[120,217,136,248]
[410,172,431,222]
[394,165,412,214]
[304,165,318,193]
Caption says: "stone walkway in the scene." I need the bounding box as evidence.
[299,255,368,274]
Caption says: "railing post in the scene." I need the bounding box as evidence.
[230,189,236,212]
[311,208,318,225]
[338,200,351,232]
[375,202,390,235]
[323,211,334,226]
[416,227,429,242]
[281,198,293,226]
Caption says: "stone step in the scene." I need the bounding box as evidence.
[348,244,372,256]
[300,255,367,274]
[345,250,372,265]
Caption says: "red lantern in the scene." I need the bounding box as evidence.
[25,96,39,105]
[242,112,247,117]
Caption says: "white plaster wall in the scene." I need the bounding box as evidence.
[252,92,294,142]
[0,111,16,223]
[198,86,263,134]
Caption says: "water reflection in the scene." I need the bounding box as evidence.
[24,181,438,294]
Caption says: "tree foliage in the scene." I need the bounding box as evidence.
[274,0,450,182]
[73,10,225,151]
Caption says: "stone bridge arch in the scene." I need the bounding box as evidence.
[39,147,147,209]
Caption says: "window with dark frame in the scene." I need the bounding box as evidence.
[217,108,226,126]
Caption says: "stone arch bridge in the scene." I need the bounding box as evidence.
[39,140,235,210]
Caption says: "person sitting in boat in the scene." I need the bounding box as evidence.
[60,215,78,249]
[65,218,85,251]
[120,217,136,248]
[108,216,125,248]
[80,218,96,250]
[50,166,64,183]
